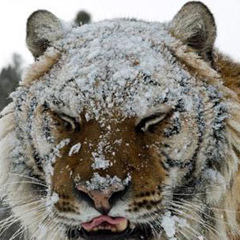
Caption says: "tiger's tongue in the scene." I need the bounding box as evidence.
[82,216,128,232]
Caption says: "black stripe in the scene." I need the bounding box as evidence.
[27,97,47,173]
[163,116,181,137]
[58,78,75,93]
[161,151,193,170]
[0,111,14,120]
[204,85,228,171]
[172,96,205,199]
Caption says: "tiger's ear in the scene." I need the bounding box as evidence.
[170,1,216,61]
[26,10,64,58]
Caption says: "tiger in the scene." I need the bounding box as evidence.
[1,1,240,240]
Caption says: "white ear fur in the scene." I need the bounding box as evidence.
[170,1,216,61]
[26,10,63,58]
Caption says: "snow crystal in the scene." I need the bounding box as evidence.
[49,192,59,205]
[51,138,70,159]
[45,138,70,184]
[74,174,81,183]
[114,139,122,145]
[161,211,188,239]
[123,173,132,186]
[90,139,113,170]
[46,139,70,174]
[69,142,81,156]
[85,173,129,191]
[161,212,176,238]
[91,153,111,170]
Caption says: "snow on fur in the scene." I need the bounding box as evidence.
[0,12,239,240]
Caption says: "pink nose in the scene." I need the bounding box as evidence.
[76,184,126,214]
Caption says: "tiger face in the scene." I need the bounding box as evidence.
[1,2,240,240]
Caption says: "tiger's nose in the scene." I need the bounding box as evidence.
[75,184,127,214]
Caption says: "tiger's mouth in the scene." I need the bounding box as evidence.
[82,216,129,233]
[67,215,153,240]
[80,216,132,240]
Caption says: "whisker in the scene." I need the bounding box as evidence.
[178,227,193,240]
[168,206,219,239]
[23,208,54,240]
[27,205,55,240]
[0,181,47,188]
[172,199,219,224]
[3,198,45,212]
[9,225,25,240]
[8,173,45,183]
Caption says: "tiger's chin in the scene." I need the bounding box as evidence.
[68,227,134,240]
[66,219,154,240]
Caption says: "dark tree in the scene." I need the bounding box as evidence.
[0,54,22,111]
[74,10,91,26]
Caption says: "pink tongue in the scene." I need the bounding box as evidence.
[82,216,126,230]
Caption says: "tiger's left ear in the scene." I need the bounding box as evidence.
[26,10,64,59]
[170,1,216,61]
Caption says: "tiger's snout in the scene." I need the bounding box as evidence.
[75,182,128,214]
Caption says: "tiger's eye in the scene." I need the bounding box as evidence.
[59,115,81,132]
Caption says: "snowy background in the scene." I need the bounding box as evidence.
[0,0,240,68]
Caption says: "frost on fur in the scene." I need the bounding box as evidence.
[1,2,240,240]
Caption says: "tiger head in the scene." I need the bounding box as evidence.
[1,2,240,240]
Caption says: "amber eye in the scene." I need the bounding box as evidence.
[135,113,168,133]
[135,105,172,133]
[59,114,81,132]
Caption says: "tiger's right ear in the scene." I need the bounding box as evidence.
[170,2,216,62]
[26,10,63,58]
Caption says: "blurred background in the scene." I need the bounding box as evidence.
[0,0,239,239]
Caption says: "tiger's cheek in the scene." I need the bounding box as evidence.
[142,112,200,186]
